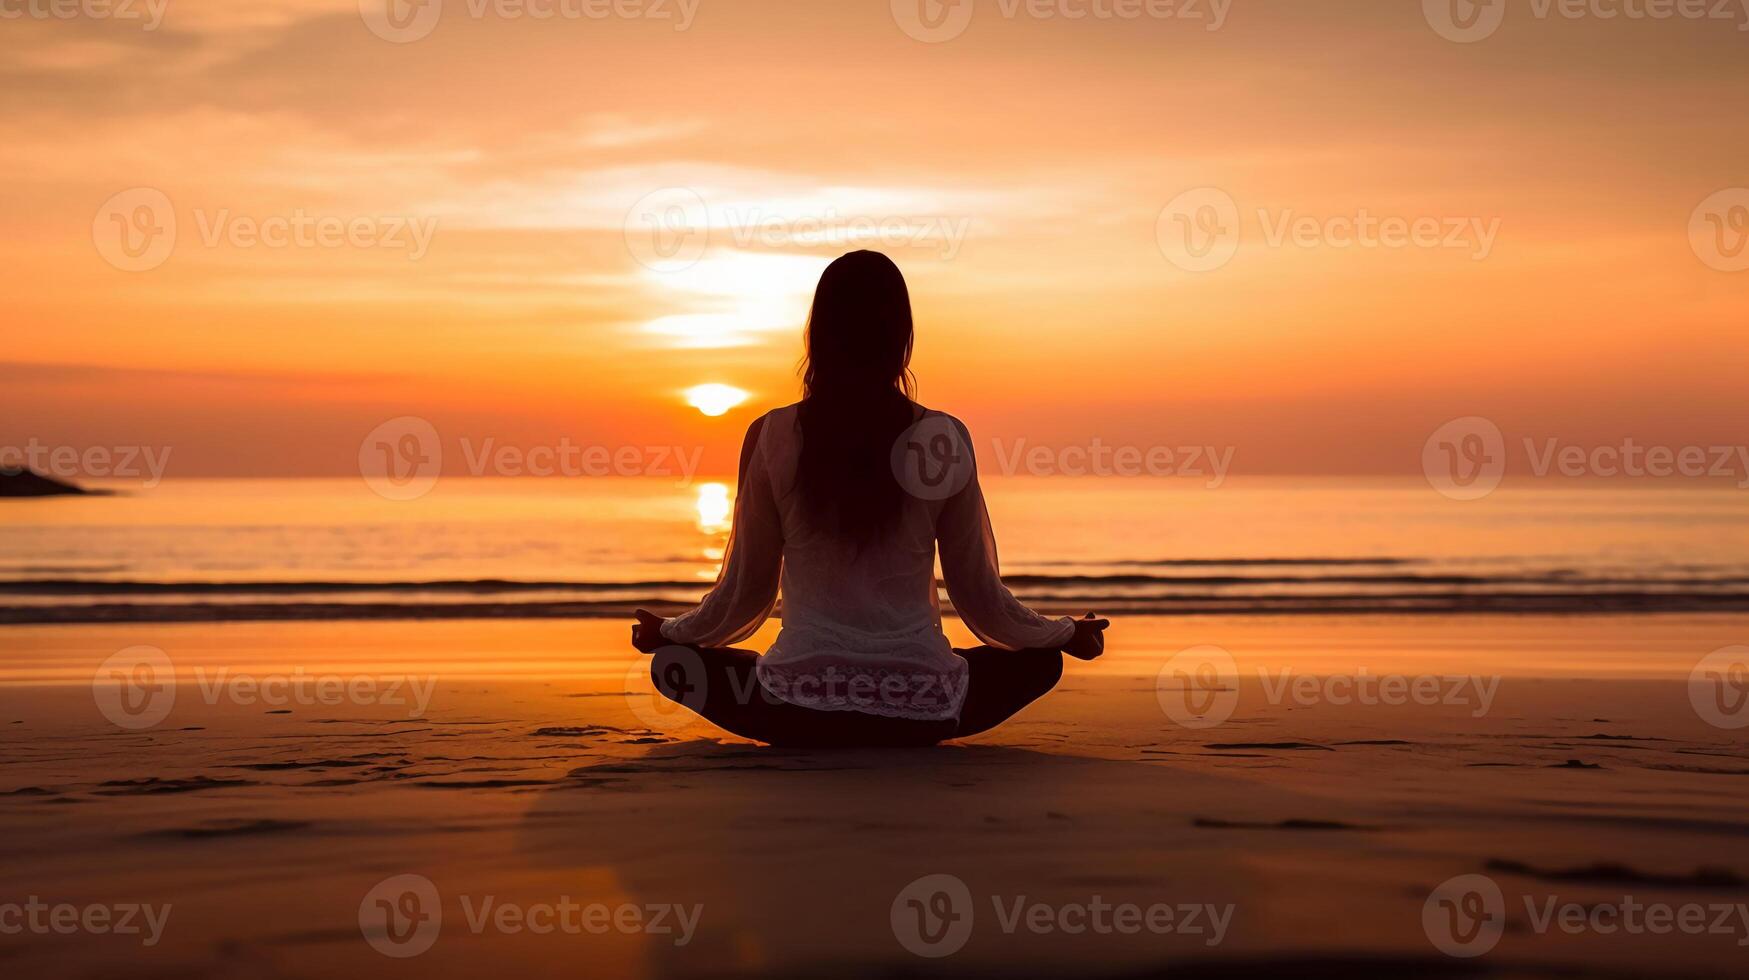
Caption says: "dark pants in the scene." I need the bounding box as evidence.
[648,644,1064,747]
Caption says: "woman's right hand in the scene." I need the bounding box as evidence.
[631,609,667,654]
[1063,613,1109,661]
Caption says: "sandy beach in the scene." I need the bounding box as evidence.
[4,614,1746,978]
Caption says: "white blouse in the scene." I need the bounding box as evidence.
[659,403,1075,721]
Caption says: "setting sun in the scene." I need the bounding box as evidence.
[683,384,750,418]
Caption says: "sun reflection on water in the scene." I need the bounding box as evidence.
[695,482,731,534]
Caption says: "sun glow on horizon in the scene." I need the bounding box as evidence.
[683,384,750,417]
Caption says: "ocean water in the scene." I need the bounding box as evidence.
[4,476,1748,623]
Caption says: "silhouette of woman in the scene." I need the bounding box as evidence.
[632,250,1108,746]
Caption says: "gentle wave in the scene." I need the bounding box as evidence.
[4,569,1749,595]
[7,592,1749,624]
[7,561,1749,623]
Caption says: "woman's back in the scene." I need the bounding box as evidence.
[658,400,1076,720]
[763,401,941,638]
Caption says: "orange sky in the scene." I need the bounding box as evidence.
[2,0,1745,478]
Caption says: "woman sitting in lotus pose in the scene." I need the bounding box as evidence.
[632,250,1108,747]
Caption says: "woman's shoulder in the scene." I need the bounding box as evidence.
[748,403,802,450]
[757,403,802,436]
[760,400,964,432]
[909,402,971,435]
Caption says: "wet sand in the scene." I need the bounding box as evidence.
[2,615,1747,978]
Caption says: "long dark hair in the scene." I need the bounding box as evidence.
[795,251,918,548]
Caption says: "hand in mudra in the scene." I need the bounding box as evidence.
[631,609,666,654]
[1063,613,1110,661]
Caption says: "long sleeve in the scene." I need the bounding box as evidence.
[659,416,783,648]
[935,417,1076,651]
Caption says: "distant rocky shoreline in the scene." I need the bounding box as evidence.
[0,469,108,497]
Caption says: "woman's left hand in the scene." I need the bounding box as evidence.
[1063,613,1109,661]
[631,609,667,653]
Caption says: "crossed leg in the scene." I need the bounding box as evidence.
[647,643,1064,747]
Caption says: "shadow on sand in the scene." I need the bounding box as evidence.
[513,740,1502,979]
